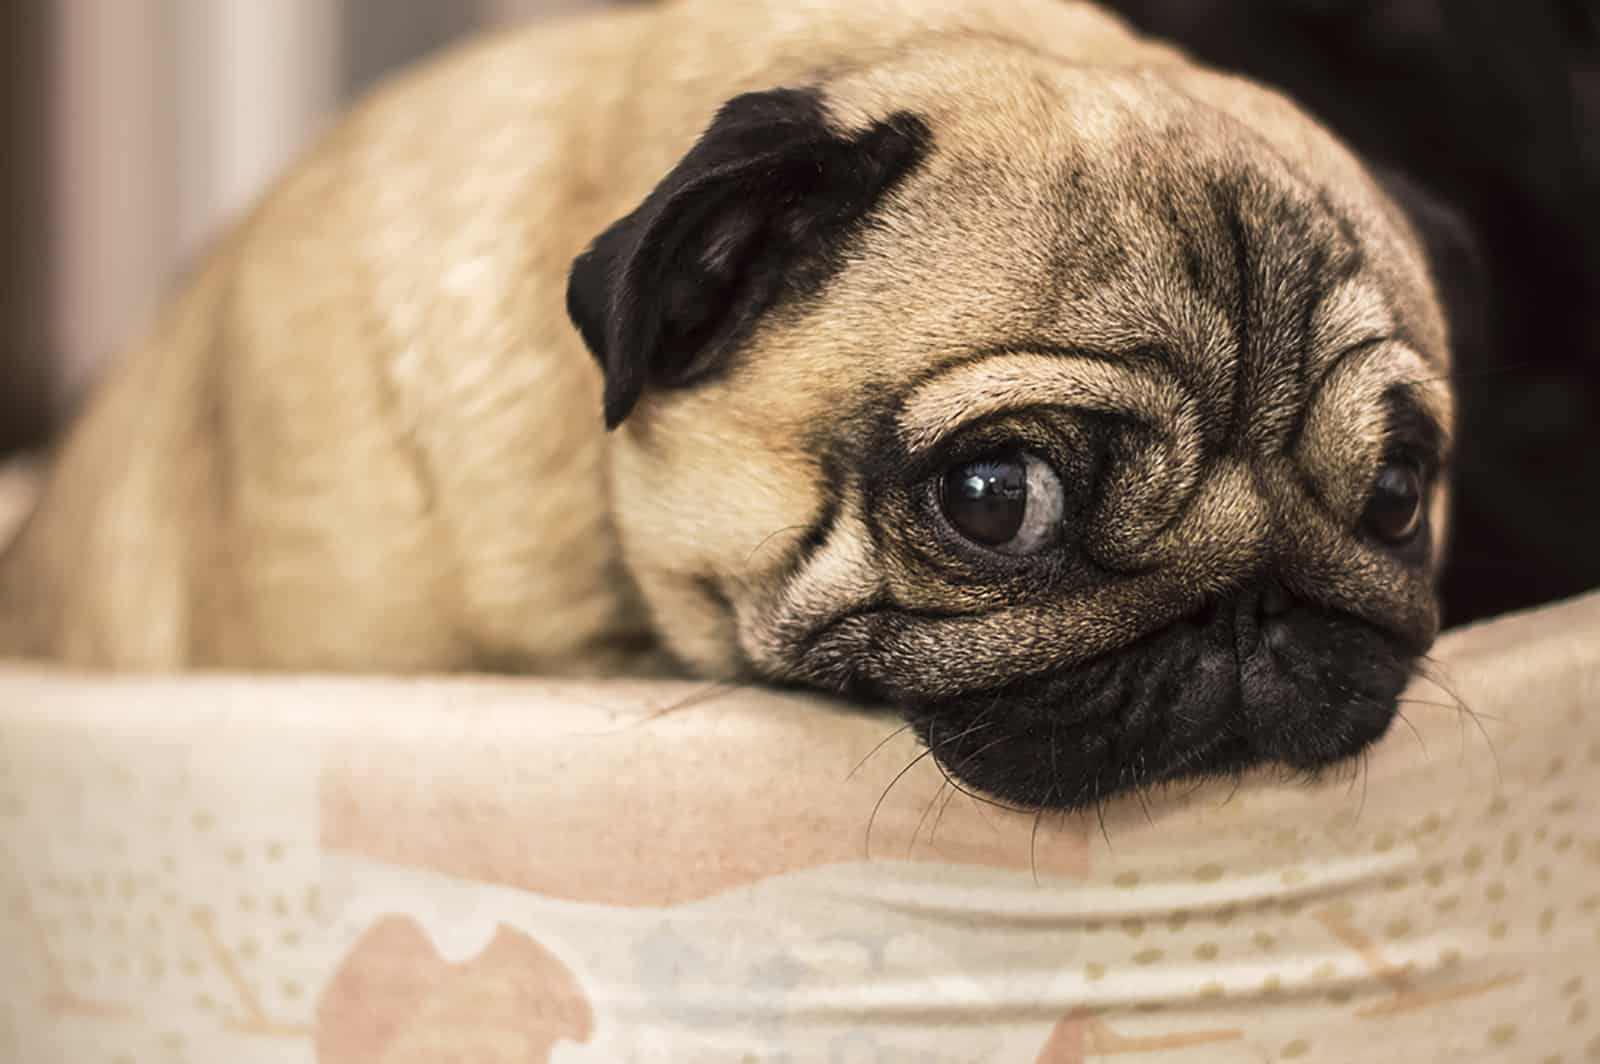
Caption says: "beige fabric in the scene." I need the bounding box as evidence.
[0,587,1595,1061]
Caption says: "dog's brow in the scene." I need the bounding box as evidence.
[1383,386,1448,459]
[895,350,1196,455]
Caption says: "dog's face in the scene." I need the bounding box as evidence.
[568,47,1455,809]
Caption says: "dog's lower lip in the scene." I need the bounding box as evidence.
[1146,732,1231,783]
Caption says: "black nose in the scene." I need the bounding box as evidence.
[1233,580,1297,655]
[1187,581,1297,637]
[1257,580,1294,618]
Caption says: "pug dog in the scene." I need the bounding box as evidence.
[0,0,1459,810]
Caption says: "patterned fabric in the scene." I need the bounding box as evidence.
[1,591,1596,1062]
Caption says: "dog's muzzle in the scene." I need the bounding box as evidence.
[901,581,1412,810]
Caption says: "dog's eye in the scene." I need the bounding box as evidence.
[938,451,1064,554]
[1362,459,1425,545]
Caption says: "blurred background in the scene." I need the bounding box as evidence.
[0,0,615,452]
[0,0,1595,624]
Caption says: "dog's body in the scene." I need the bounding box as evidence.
[0,0,1457,808]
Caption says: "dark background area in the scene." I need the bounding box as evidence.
[2,0,1596,626]
[0,0,483,458]
[0,3,54,457]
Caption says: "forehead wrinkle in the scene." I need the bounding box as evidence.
[1306,278,1397,378]
[1043,149,1242,441]
[895,351,1194,454]
[1038,227,1240,454]
[1188,167,1365,457]
[1043,141,1370,463]
[1296,340,1447,519]
[1385,383,1452,451]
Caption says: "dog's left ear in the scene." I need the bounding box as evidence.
[567,88,931,429]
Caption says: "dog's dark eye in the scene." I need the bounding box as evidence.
[1362,460,1425,545]
[938,451,1064,554]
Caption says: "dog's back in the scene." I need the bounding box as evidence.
[0,5,672,671]
[0,243,233,666]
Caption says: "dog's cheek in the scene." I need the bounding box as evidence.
[605,403,830,674]
[627,568,747,679]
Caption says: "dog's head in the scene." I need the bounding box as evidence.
[567,44,1455,809]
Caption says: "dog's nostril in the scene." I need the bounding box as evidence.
[1191,598,1222,627]
[1194,582,1294,631]
[1258,581,1295,619]
[1222,581,1299,657]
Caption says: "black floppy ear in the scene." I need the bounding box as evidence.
[566,88,931,429]
[1373,168,1492,378]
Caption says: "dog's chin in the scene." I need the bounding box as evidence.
[902,600,1416,811]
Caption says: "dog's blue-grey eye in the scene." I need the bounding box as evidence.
[938,451,1064,554]
[1363,460,1425,545]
